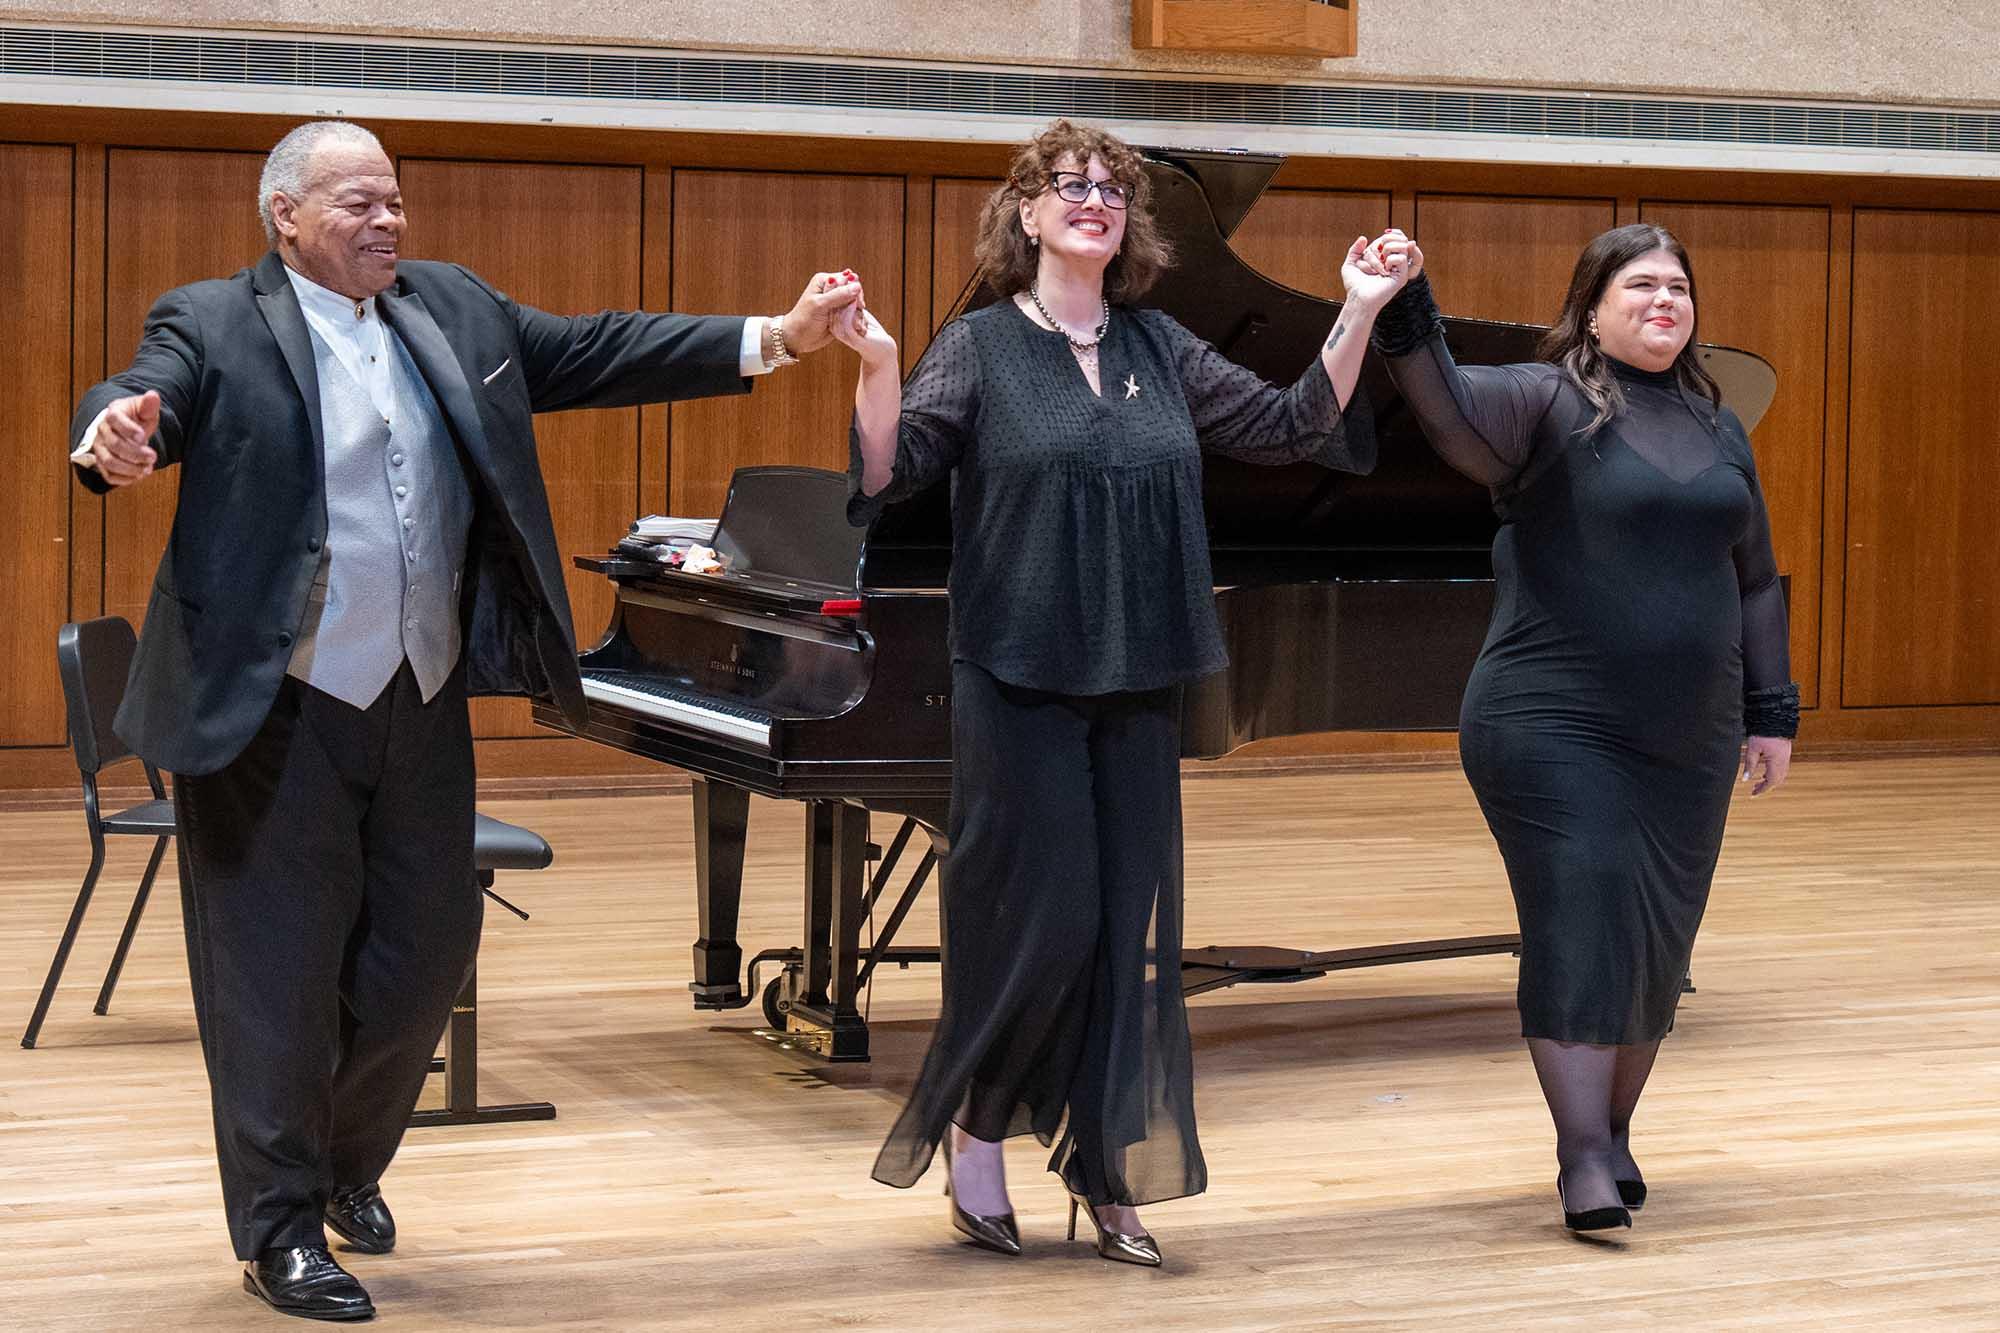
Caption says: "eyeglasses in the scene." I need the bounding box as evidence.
[1047,171,1131,210]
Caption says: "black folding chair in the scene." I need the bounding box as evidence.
[22,617,176,1049]
[25,618,562,1127]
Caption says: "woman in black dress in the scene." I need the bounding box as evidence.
[1361,224,1799,1232]
[835,120,1412,1265]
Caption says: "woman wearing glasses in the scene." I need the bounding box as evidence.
[837,119,1411,1265]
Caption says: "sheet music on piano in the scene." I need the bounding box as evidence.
[617,514,720,566]
[628,515,719,544]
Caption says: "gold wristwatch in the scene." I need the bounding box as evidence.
[763,316,800,368]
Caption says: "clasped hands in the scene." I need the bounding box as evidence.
[818,271,897,371]
[780,270,870,357]
[781,269,896,370]
[1343,228,1425,308]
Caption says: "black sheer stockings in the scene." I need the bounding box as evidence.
[1526,1037,1662,1215]
[1608,1038,1660,1190]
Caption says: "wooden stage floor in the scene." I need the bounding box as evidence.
[2,756,1996,1330]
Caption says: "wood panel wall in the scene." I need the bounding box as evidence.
[3,107,1997,792]
[0,145,74,746]
[1845,208,2000,709]
[668,170,906,519]
[1414,194,1616,325]
[401,158,647,738]
[931,178,997,332]
[100,150,268,638]
[1229,188,1394,300]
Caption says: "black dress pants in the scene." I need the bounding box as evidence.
[872,662,1206,1207]
[173,662,482,1259]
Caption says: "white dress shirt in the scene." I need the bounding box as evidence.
[286,266,397,422]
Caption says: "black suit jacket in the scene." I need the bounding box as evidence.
[74,252,750,775]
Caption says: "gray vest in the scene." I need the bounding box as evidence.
[288,327,474,708]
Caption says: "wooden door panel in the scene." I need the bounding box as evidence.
[1228,188,1393,301]
[931,177,998,333]
[1413,194,1615,325]
[669,170,905,520]
[0,146,76,744]
[1844,208,2000,706]
[101,149,267,648]
[401,158,645,738]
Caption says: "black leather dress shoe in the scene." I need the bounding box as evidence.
[325,1184,396,1254]
[242,1246,375,1321]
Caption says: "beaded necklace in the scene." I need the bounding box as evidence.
[1027,284,1110,350]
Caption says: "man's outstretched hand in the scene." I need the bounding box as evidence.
[83,390,161,486]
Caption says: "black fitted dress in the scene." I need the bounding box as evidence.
[1379,277,1796,1044]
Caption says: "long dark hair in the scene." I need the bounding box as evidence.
[1538,223,1721,437]
[973,119,1174,304]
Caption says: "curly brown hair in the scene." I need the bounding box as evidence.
[972,119,1173,303]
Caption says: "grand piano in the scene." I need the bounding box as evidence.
[534,146,1776,1060]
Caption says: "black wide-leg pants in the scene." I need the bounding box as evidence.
[872,662,1207,1208]
[172,662,482,1259]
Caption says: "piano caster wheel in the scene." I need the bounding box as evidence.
[761,977,790,1030]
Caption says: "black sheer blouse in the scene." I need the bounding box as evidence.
[850,299,1372,696]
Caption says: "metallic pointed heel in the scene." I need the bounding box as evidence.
[942,1134,1021,1256]
[1066,1191,1162,1267]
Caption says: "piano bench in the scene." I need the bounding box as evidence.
[409,813,559,1129]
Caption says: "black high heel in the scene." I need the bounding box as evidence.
[942,1133,1021,1256]
[1557,1172,1632,1233]
[1616,1178,1647,1211]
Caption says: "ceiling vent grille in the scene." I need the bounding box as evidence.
[6,25,1996,156]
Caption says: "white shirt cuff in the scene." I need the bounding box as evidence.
[740,317,775,377]
[70,407,110,468]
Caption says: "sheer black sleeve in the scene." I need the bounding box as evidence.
[1151,311,1373,474]
[1724,412,1799,736]
[848,317,980,525]
[1374,274,1561,488]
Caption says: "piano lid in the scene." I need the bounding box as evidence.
[865,146,1777,572]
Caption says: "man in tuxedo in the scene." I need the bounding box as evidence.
[71,119,859,1321]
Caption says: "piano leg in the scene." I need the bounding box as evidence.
[801,801,833,1004]
[690,778,750,1010]
[791,799,871,1061]
[829,802,870,1044]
